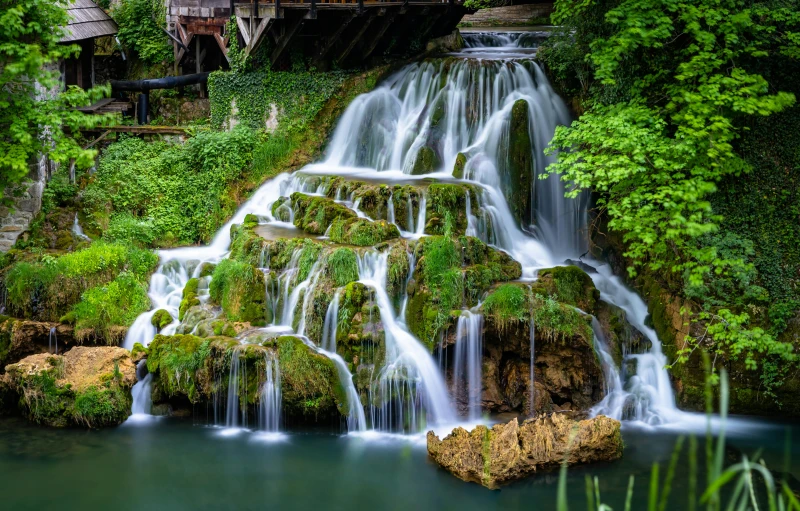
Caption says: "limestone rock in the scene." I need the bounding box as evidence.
[0,319,80,369]
[427,413,622,488]
[5,346,136,427]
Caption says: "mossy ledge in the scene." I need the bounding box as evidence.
[145,334,348,422]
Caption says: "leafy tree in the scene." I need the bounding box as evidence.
[540,0,800,388]
[112,0,172,66]
[0,0,108,197]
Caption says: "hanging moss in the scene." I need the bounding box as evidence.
[534,265,599,314]
[505,99,533,225]
[326,248,359,287]
[452,152,467,179]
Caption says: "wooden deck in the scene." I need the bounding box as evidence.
[170,0,468,70]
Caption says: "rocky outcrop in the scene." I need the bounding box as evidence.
[427,413,622,488]
[0,319,83,371]
[5,346,136,427]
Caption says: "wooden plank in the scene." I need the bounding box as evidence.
[76,97,115,113]
[236,16,252,45]
[314,13,356,62]
[269,17,304,63]
[361,11,396,59]
[246,15,274,55]
[214,33,230,57]
[334,13,374,65]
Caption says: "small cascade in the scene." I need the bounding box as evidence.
[387,193,396,227]
[48,327,57,355]
[225,347,247,429]
[529,315,535,416]
[72,214,90,241]
[452,311,484,420]
[357,251,455,431]
[257,352,281,432]
[321,291,340,353]
[397,250,416,325]
[131,360,153,416]
[406,195,415,234]
[414,192,427,238]
[587,261,681,425]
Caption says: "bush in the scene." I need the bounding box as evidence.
[70,272,151,342]
[113,0,172,66]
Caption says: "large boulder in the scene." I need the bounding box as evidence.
[427,413,622,488]
[5,346,136,427]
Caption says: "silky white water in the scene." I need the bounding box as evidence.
[124,32,685,432]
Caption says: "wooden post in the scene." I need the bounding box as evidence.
[276,0,281,18]
[358,0,364,15]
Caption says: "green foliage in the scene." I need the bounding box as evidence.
[72,385,130,428]
[3,241,158,323]
[70,271,151,342]
[418,233,464,345]
[146,334,212,400]
[83,128,258,247]
[326,248,359,287]
[112,0,172,66]
[463,0,505,9]
[208,67,349,134]
[1,0,110,193]
[209,259,264,323]
[151,309,173,330]
[276,336,346,417]
[482,284,528,331]
[543,0,800,389]
[533,295,591,342]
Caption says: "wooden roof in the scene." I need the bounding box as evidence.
[61,0,118,43]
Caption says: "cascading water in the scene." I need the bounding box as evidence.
[452,311,484,420]
[48,327,57,355]
[258,352,281,432]
[124,31,684,433]
[72,214,90,241]
[131,360,153,416]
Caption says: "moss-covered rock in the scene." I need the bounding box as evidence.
[452,152,467,179]
[209,260,266,325]
[505,99,533,225]
[151,309,173,331]
[534,266,600,314]
[290,192,357,234]
[5,346,136,427]
[179,278,201,321]
[145,333,348,422]
[411,146,440,175]
[130,342,148,363]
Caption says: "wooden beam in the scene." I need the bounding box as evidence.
[214,33,230,58]
[361,11,396,60]
[245,15,273,55]
[314,13,356,63]
[334,13,375,66]
[236,16,252,46]
[270,17,304,64]
[176,24,194,63]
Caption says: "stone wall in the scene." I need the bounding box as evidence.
[460,3,554,26]
[0,158,50,253]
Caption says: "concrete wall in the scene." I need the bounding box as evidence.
[460,3,554,26]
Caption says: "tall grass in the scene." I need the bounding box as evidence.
[557,356,800,510]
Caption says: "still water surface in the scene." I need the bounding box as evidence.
[1,416,798,510]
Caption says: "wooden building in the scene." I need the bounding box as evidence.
[60,0,119,90]
[165,0,469,71]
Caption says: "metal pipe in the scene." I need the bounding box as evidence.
[111,73,210,92]
[137,92,149,125]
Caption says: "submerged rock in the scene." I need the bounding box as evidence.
[5,346,136,427]
[426,413,622,488]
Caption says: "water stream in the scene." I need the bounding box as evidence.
[123,32,684,434]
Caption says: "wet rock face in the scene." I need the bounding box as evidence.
[427,413,622,488]
[0,319,84,371]
[4,346,136,427]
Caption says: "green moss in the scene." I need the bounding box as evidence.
[328,217,400,247]
[130,342,148,360]
[69,272,152,343]
[387,243,410,296]
[147,334,214,401]
[209,260,265,324]
[151,309,173,330]
[483,284,529,331]
[327,248,359,287]
[452,152,467,179]
[291,192,356,234]
[179,278,201,321]
[532,295,593,343]
[0,318,13,366]
[275,336,347,417]
[536,265,599,313]
[505,99,533,224]
[72,385,131,428]
[411,146,440,175]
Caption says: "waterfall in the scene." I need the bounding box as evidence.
[225,347,247,429]
[131,360,153,416]
[586,261,681,425]
[48,327,57,355]
[452,311,483,421]
[122,31,683,431]
[257,352,281,432]
[357,251,456,431]
[72,214,90,241]
[321,291,340,353]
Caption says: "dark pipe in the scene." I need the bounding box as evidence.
[137,92,149,125]
[111,73,210,92]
